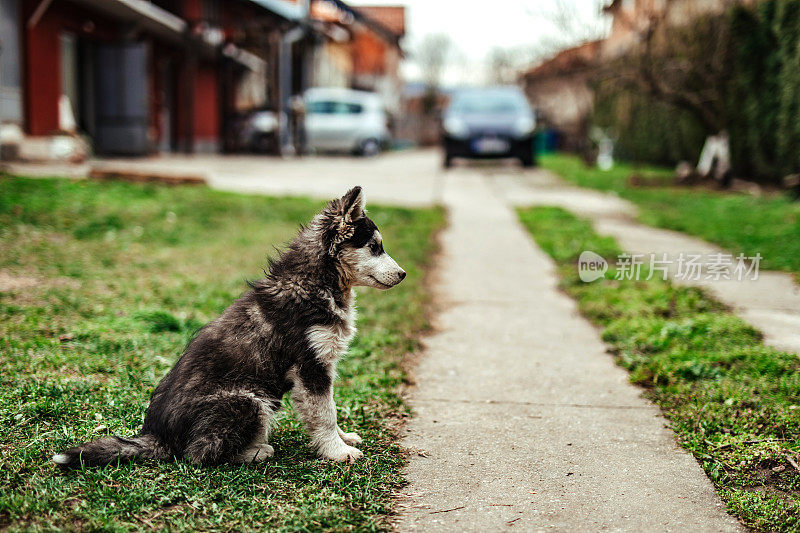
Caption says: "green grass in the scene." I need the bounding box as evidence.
[540,153,800,278]
[0,175,444,531]
[518,206,800,532]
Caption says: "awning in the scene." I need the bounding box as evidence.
[66,0,187,41]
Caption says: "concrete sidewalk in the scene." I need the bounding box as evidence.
[398,169,742,532]
[495,169,800,356]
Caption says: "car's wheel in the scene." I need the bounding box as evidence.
[360,138,380,157]
[444,152,453,169]
[253,133,276,154]
[520,151,536,168]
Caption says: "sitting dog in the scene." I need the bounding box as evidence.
[53,187,405,467]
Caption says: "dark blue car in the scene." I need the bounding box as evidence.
[441,87,536,168]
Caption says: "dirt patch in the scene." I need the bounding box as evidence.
[0,271,39,292]
[399,214,446,393]
[0,270,83,308]
[89,167,206,186]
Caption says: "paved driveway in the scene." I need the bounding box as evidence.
[91,150,445,207]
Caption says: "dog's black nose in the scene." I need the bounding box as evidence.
[398,271,406,281]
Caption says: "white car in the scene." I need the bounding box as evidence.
[304,88,389,156]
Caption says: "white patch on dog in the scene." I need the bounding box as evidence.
[306,324,353,364]
[52,454,69,465]
[307,288,356,365]
[306,300,356,365]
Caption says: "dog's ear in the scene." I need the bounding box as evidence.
[319,187,365,257]
[341,186,365,222]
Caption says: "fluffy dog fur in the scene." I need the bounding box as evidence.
[53,187,405,468]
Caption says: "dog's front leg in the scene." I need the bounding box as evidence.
[291,369,363,463]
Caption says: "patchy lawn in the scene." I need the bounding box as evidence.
[0,175,444,531]
[518,206,800,532]
[540,153,800,278]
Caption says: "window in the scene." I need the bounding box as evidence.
[307,101,363,115]
[450,90,528,114]
[345,103,363,114]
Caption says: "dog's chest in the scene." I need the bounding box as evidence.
[306,303,356,364]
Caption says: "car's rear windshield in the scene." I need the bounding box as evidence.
[307,100,363,114]
[449,90,528,114]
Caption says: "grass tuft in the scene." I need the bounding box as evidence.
[134,310,184,333]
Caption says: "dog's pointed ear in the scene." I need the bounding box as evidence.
[318,187,365,257]
[341,186,365,222]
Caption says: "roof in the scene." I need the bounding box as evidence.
[353,5,405,37]
[521,40,603,80]
[314,0,402,45]
[249,0,306,21]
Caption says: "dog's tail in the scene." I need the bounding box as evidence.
[52,434,167,469]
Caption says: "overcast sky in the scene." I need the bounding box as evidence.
[349,0,610,86]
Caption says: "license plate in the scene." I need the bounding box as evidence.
[472,137,509,154]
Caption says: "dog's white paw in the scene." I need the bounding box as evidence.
[237,443,274,463]
[340,432,362,446]
[256,444,275,459]
[322,443,364,463]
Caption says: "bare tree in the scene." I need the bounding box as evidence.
[525,0,609,57]
[602,0,742,181]
[415,33,453,94]
[410,33,454,144]
[486,45,545,85]
[486,47,515,85]
[611,0,735,132]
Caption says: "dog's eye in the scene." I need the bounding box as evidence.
[369,240,383,256]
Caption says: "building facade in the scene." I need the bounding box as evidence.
[308,0,405,114]
[520,41,602,152]
[1,0,309,157]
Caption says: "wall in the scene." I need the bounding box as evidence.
[524,74,594,145]
[0,0,22,123]
[313,42,351,88]
[191,63,220,152]
[23,4,60,134]
[22,1,119,136]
